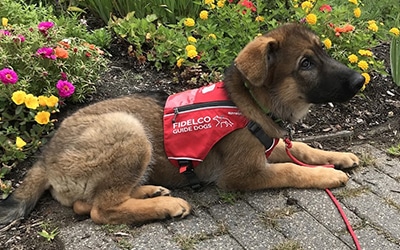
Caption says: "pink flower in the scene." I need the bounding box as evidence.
[0,30,11,36]
[56,80,75,98]
[319,4,332,12]
[36,47,56,60]
[38,21,54,32]
[14,34,25,43]
[0,68,18,84]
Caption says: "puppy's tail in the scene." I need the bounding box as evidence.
[0,161,49,224]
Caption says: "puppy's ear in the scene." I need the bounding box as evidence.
[234,36,278,87]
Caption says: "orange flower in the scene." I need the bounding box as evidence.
[334,24,355,33]
[83,42,96,50]
[55,47,69,59]
[58,41,70,49]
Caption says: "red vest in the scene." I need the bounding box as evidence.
[163,82,278,173]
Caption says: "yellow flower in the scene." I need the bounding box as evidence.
[305,14,317,25]
[361,72,370,85]
[177,58,185,68]
[353,7,361,18]
[187,36,197,43]
[368,22,378,32]
[38,95,59,107]
[187,49,198,59]
[38,96,47,106]
[323,38,332,49]
[46,95,59,107]
[205,0,214,4]
[217,0,225,7]
[348,54,358,63]
[301,1,313,12]
[358,49,373,57]
[199,10,209,20]
[24,94,39,110]
[358,60,369,71]
[255,16,265,22]
[184,18,195,27]
[208,33,217,39]
[35,111,50,125]
[389,27,400,36]
[2,17,8,27]
[185,45,196,52]
[16,136,27,149]
[348,0,358,4]
[12,90,27,105]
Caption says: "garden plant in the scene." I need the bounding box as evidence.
[0,0,110,197]
[106,0,399,87]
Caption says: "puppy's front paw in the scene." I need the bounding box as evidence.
[332,152,359,170]
[316,168,349,189]
[163,197,191,219]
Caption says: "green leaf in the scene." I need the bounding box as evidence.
[67,6,86,13]
[390,37,400,86]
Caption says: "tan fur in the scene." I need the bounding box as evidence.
[0,23,363,225]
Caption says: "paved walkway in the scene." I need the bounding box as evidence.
[53,144,400,249]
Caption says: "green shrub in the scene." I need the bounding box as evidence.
[0,0,56,25]
[0,1,109,196]
[110,0,397,90]
[76,0,201,24]
[110,0,268,72]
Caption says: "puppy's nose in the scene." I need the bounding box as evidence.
[350,73,365,92]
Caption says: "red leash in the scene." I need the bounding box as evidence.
[283,138,361,250]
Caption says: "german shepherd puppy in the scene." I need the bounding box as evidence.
[0,23,364,225]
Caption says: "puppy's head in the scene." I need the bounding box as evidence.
[234,23,364,122]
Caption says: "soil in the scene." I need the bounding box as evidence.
[0,37,399,249]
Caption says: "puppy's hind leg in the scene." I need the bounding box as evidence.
[74,112,191,224]
[90,189,191,224]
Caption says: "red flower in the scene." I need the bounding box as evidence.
[319,4,332,12]
[239,0,256,12]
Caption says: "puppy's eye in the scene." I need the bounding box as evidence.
[300,58,312,70]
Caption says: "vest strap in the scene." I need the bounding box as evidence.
[247,121,274,149]
[178,160,202,191]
